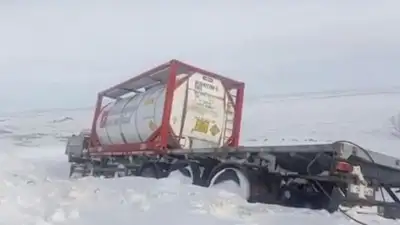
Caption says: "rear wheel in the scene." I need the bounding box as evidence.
[207,163,282,204]
[114,164,128,178]
[137,163,160,178]
[69,164,86,179]
[175,162,201,185]
[207,164,252,200]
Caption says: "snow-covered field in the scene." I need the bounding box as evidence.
[0,90,400,225]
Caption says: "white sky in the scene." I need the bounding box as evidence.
[0,1,399,112]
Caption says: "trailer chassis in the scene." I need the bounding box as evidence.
[66,137,400,220]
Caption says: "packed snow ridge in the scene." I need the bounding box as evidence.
[0,90,400,225]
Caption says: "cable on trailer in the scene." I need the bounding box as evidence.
[307,140,391,225]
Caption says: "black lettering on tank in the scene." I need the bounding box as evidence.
[194,80,219,92]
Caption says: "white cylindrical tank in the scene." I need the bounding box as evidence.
[95,72,236,149]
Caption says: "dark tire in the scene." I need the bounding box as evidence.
[69,164,85,179]
[207,164,253,201]
[137,163,160,179]
[176,162,201,185]
[326,186,345,213]
[207,164,281,204]
[113,164,128,178]
[69,164,75,177]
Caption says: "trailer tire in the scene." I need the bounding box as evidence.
[207,164,253,201]
[68,153,73,163]
[114,164,128,178]
[137,163,160,179]
[179,162,201,185]
[69,164,76,178]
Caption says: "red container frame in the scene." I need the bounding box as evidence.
[88,59,245,156]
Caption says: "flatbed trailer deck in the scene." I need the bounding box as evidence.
[89,140,400,188]
[164,140,400,187]
[68,136,400,218]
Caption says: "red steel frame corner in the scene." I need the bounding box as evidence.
[231,82,245,147]
[89,93,103,150]
[88,60,179,155]
[173,59,245,148]
[159,61,177,150]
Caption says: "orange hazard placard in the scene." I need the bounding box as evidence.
[192,118,209,133]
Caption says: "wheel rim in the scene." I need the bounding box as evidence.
[209,167,251,200]
[174,164,195,184]
[141,166,156,178]
[115,164,126,177]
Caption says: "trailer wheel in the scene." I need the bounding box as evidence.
[69,164,85,179]
[176,162,201,185]
[68,153,73,163]
[69,164,76,178]
[114,164,128,178]
[137,163,160,179]
[207,164,252,200]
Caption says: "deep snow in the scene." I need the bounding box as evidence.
[0,90,400,225]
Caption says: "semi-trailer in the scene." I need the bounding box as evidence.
[65,59,400,220]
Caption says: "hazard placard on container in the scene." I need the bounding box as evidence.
[193,118,209,133]
[209,124,220,136]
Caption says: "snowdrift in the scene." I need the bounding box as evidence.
[0,90,399,224]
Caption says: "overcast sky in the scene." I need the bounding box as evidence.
[0,1,399,112]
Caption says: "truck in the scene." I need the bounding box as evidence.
[65,59,400,220]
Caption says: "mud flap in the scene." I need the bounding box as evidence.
[378,205,400,219]
[327,186,345,213]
